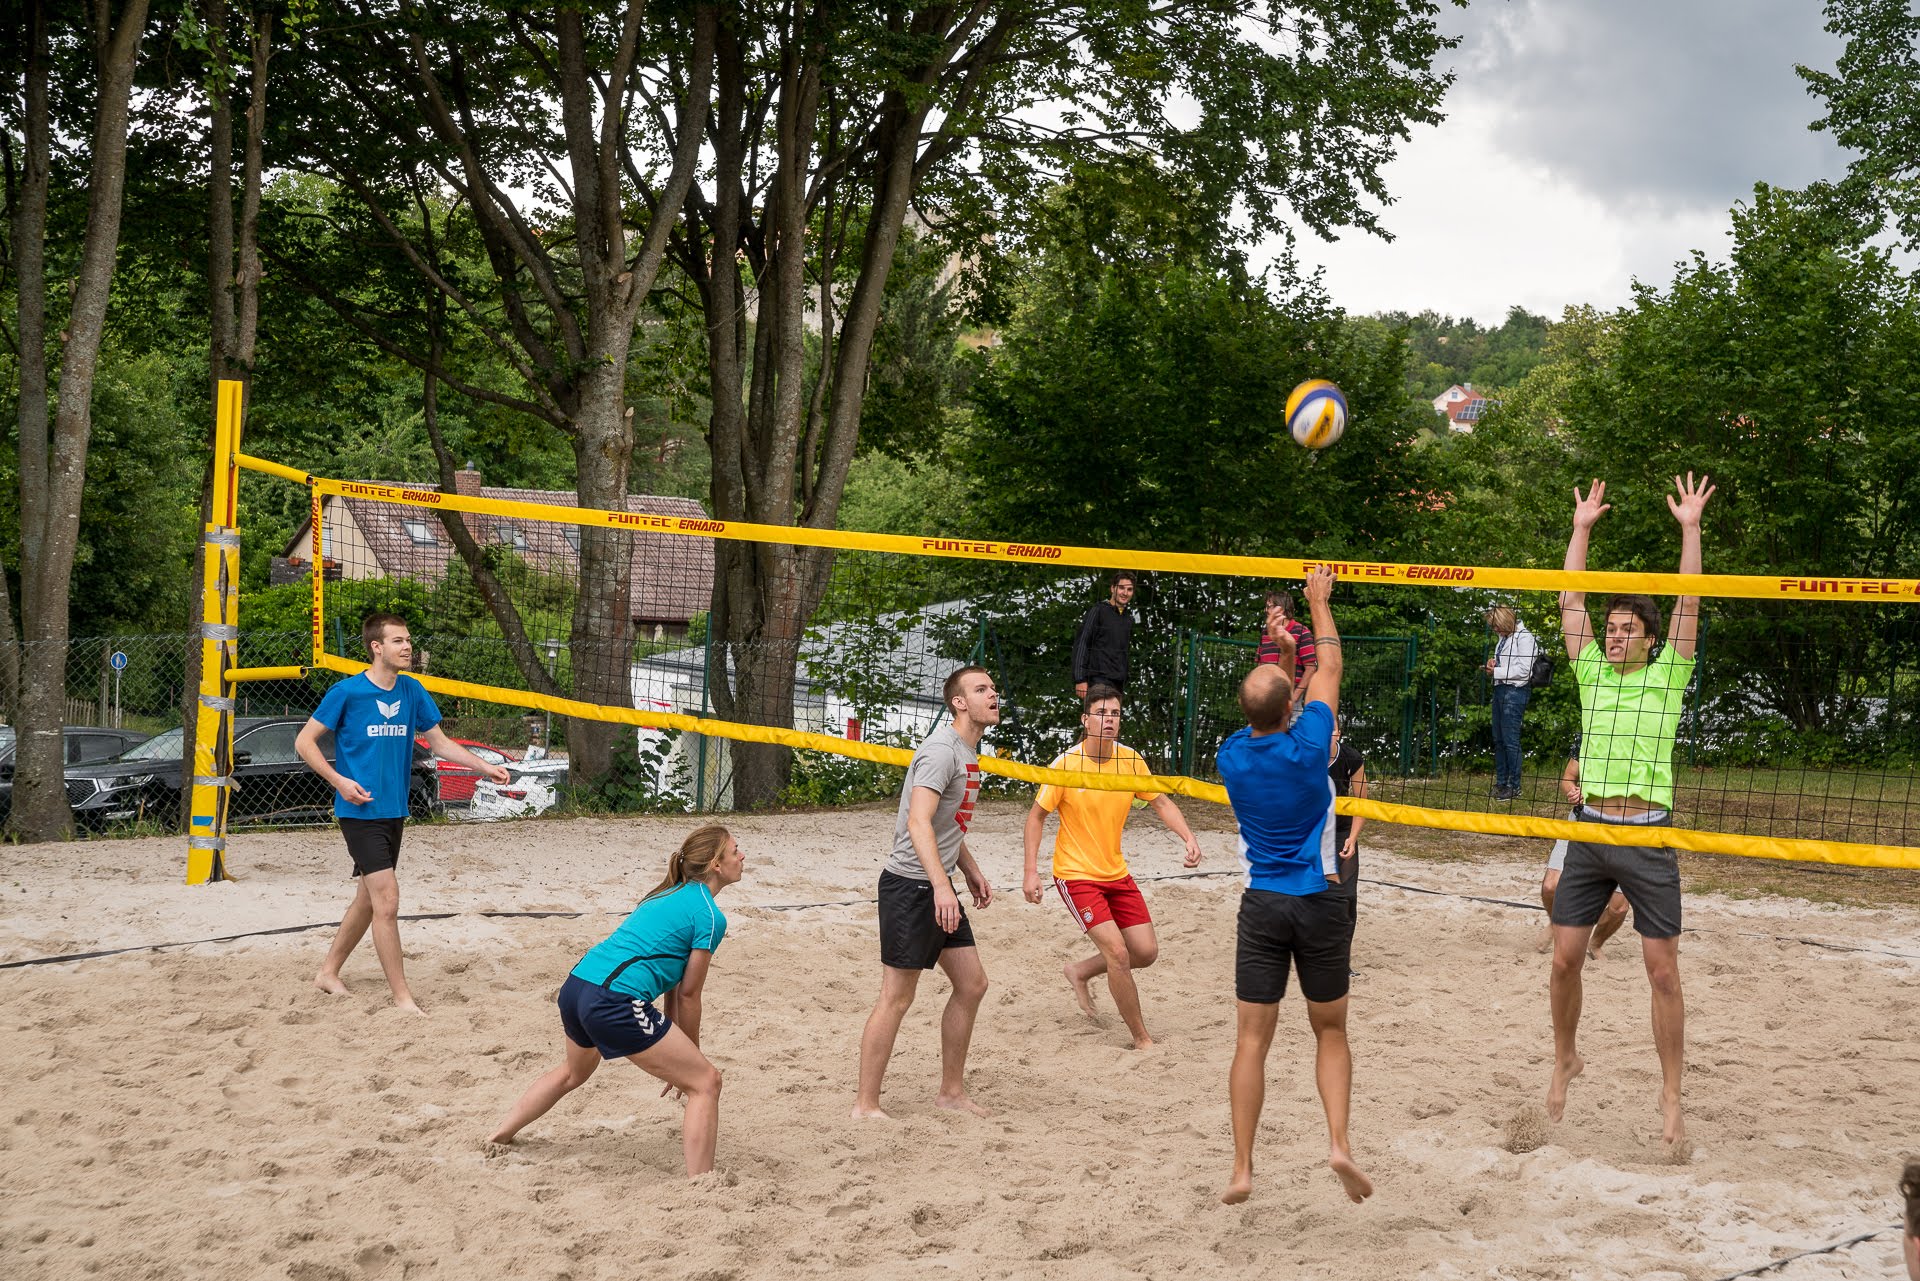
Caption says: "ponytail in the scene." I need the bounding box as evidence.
[643,825,733,901]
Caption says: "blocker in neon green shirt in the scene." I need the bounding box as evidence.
[1572,640,1694,810]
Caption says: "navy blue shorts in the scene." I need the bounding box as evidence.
[557,973,674,1059]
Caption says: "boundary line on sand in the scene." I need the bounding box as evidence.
[5,870,1917,969]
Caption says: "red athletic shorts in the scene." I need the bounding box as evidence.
[1053,874,1151,932]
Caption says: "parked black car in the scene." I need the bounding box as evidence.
[64,717,441,830]
[0,725,151,822]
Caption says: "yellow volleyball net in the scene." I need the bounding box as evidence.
[187,384,1920,880]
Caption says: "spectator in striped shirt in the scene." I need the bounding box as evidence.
[1257,590,1316,712]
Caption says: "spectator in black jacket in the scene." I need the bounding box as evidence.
[1073,572,1137,696]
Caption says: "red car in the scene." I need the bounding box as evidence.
[417,738,517,804]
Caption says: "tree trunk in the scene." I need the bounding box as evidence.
[281,3,713,795]
[181,0,270,827]
[417,287,564,702]
[713,545,813,808]
[2,1,49,747]
[9,0,152,842]
[698,37,932,808]
[0,550,19,726]
[562,360,636,784]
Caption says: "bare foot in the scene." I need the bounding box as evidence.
[394,998,427,1016]
[1546,1053,1584,1122]
[1129,1035,1158,1050]
[485,1131,516,1147]
[1064,962,1096,1019]
[1660,1094,1685,1146]
[313,973,350,996]
[1329,1149,1373,1203]
[850,1103,891,1120]
[934,1092,991,1119]
[1219,1171,1252,1205]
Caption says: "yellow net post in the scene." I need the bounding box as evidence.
[308,482,324,667]
[185,380,245,884]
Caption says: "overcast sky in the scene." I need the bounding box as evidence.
[1267,0,1856,325]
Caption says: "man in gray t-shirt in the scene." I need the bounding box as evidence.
[854,666,999,1121]
[885,725,980,879]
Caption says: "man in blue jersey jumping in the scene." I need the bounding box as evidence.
[1215,566,1371,1207]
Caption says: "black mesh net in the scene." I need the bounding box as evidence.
[255,473,1920,856]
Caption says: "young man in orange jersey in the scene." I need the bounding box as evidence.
[1022,684,1203,1049]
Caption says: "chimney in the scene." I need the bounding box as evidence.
[450,462,485,544]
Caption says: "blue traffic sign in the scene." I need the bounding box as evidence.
[110,651,128,671]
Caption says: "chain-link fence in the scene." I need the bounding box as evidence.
[10,564,1920,855]
[3,632,466,836]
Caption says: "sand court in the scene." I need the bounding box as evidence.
[3,805,1917,1280]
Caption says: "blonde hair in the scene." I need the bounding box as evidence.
[643,825,733,901]
[1485,606,1517,635]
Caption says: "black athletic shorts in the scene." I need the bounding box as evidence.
[877,869,977,970]
[1550,808,1680,939]
[340,816,406,877]
[1235,887,1354,1004]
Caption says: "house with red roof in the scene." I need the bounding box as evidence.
[276,465,715,639]
[1431,383,1495,433]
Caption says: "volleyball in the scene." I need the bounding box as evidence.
[1285,379,1348,450]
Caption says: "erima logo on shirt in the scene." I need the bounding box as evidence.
[367,696,407,735]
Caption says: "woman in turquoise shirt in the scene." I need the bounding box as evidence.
[490,825,743,1176]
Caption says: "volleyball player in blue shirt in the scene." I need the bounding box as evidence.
[1215,566,1372,1208]
[490,825,743,1177]
[298,613,509,1012]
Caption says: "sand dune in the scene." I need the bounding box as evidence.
[3,803,1916,1280]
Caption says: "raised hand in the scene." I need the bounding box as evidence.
[1302,564,1335,606]
[1665,471,1716,527]
[1572,480,1611,530]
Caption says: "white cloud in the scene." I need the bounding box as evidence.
[1257,0,1857,325]
[1267,97,1733,324]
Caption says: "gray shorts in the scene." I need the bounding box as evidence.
[1544,807,1579,873]
[1549,807,1680,939]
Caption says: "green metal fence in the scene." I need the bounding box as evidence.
[1174,633,1419,779]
